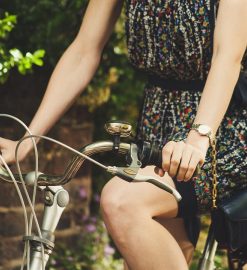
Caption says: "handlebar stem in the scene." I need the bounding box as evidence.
[28,186,69,270]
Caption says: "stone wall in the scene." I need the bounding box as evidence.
[0,70,94,269]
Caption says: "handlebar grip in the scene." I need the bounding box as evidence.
[137,141,162,168]
[137,141,201,177]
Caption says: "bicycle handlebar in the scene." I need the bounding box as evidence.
[0,141,130,185]
[0,140,182,201]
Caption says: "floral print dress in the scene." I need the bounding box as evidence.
[125,0,247,213]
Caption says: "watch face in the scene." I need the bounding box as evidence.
[198,125,211,135]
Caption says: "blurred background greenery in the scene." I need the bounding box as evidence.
[0,1,229,269]
[0,0,145,124]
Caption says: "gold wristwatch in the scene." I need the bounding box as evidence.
[191,123,214,142]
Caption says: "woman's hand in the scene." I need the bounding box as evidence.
[0,137,32,165]
[155,130,210,181]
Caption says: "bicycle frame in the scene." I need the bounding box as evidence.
[197,224,218,270]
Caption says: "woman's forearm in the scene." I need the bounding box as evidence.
[24,40,101,139]
[192,56,241,135]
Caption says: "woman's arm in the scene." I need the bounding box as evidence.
[160,0,247,181]
[193,0,247,133]
[0,0,123,164]
[26,0,123,137]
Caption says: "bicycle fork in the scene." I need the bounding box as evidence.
[26,186,69,270]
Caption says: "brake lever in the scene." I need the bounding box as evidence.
[107,143,141,181]
[107,143,182,202]
[132,173,182,202]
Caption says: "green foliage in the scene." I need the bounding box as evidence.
[190,249,228,270]
[0,12,45,83]
[0,0,143,124]
[1,0,88,65]
[0,12,16,38]
[47,215,123,270]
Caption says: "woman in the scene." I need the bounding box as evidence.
[0,0,247,269]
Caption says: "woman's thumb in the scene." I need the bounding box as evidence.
[0,137,14,165]
[0,137,8,148]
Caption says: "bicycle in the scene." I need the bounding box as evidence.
[0,116,246,270]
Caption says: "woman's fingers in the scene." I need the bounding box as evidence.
[0,138,20,165]
[176,145,193,181]
[162,141,175,172]
[184,152,205,181]
[169,141,185,178]
[0,137,8,165]
[161,140,207,182]
[0,137,8,148]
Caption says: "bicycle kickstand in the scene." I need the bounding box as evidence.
[24,185,69,270]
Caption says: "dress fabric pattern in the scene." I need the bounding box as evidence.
[125,0,247,213]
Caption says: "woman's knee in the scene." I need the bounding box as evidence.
[100,178,145,224]
[100,170,178,222]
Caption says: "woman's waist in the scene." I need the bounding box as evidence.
[147,73,206,92]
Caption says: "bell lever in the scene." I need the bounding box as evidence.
[104,120,132,152]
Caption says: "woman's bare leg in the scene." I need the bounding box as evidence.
[100,166,189,270]
[155,217,195,264]
[123,218,194,269]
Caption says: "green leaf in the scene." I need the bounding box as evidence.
[32,58,44,66]
[33,49,45,58]
[9,48,23,61]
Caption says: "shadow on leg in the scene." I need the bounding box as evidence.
[155,217,195,264]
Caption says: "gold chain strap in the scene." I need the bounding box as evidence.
[210,137,218,208]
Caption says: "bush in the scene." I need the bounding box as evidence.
[0,0,144,122]
[47,215,123,270]
[0,12,45,83]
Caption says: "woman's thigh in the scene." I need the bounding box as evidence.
[101,166,179,219]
